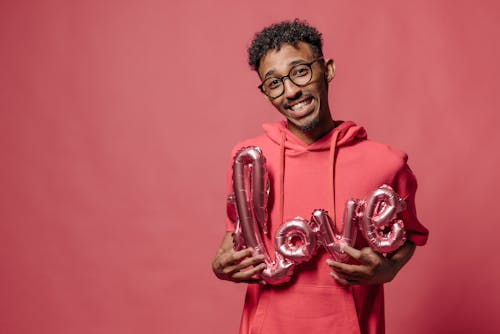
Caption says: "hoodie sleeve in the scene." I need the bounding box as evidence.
[393,163,429,246]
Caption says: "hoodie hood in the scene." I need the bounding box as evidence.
[263,120,367,154]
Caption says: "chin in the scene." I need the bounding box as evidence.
[293,114,320,133]
[298,119,320,132]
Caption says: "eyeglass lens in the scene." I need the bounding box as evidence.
[262,63,313,98]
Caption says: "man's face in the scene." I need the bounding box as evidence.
[258,42,335,138]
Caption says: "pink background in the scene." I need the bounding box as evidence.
[1,1,499,333]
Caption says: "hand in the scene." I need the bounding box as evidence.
[212,233,266,284]
[326,242,415,286]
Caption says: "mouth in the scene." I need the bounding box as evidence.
[285,96,315,118]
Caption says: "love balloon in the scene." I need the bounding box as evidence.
[228,146,407,285]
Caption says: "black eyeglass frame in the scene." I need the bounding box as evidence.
[257,57,324,99]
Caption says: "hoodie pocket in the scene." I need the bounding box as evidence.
[252,284,361,334]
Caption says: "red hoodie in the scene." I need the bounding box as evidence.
[225,121,429,334]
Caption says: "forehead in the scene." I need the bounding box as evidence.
[258,42,315,78]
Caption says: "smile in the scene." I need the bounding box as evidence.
[290,99,311,111]
[286,97,315,117]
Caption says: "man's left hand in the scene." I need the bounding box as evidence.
[326,245,400,286]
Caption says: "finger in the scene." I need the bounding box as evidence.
[335,270,370,281]
[357,248,383,266]
[218,248,253,268]
[232,263,266,281]
[221,253,265,277]
[326,260,372,279]
[225,254,265,275]
[341,245,362,260]
[330,271,359,286]
[232,248,255,261]
[236,254,266,269]
[326,259,357,273]
[337,246,381,266]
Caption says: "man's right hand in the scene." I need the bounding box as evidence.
[212,232,266,284]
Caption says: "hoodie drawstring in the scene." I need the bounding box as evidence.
[277,128,340,225]
[278,130,286,227]
[328,130,340,221]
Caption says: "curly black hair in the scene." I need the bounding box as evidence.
[248,19,323,72]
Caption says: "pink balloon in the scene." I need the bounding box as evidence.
[229,147,409,284]
[227,193,246,250]
[232,146,269,249]
[275,216,317,262]
[226,193,238,224]
[310,199,358,262]
[259,253,295,285]
[231,146,295,284]
[359,185,407,253]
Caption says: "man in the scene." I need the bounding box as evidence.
[212,19,428,334]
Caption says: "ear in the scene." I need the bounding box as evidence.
[324,58,335,82]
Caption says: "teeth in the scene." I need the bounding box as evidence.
[290,100,310,111]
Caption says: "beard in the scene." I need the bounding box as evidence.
[296,114,320,133]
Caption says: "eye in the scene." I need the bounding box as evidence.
[291,65,310,77]
[266,78,282,90]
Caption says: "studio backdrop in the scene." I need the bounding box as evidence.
[1,1,499,333]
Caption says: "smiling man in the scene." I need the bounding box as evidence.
[212,19,429,334]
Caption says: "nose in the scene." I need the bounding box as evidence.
[283,77,301,99]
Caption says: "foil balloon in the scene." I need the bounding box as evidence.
[227,193,245,250]
[310,199,359,262]
[231,146,294,285]
[359,185,407,253]
[275,217,317,262]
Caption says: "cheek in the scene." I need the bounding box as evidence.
[270,98,284,110]
[307,79,326,95]
[316,81,329,99]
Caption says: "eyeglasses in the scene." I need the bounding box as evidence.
[258,57,323,99]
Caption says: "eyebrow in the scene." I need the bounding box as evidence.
[263,59,309,79]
